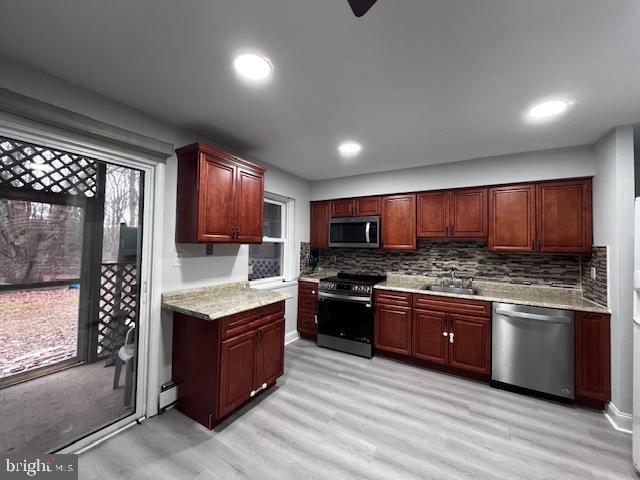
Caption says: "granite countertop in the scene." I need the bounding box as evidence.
[375,275,610,314]
[298,269,338,284]
[162,282,292,321]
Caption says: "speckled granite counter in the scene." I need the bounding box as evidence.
[375,274,609,314]
[162,282,292,321]
[298,269,338,284]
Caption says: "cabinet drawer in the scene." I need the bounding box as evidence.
[374,289,412,307]
[298,281,318,296]
[298,311,317,334]
[413,294,490,317]
[221,302,285,339]
[298,293,318,313]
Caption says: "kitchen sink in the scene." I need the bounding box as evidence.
[421,285,478,295]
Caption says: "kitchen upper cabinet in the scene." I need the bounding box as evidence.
[488,184,536,253]
[450,188,488,238]
[537,179,592,254]
[489,179,592,254]
[310,201,330,250]
[382,194,417,250]
[417,192,449,238]
[330,196,381,217]
[355,196,381,216]
[575,312,611,403]
[331,199,355,217]
[412,309,448,364]
[374,303,412,355]
[417,188,487,239]
[175,143,265,244]
[448,313,491,374]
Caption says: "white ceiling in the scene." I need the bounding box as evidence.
[0,0,639,180]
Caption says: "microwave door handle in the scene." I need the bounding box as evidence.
[365,222,370,243]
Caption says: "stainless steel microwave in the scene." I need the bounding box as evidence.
[329,216,380,248]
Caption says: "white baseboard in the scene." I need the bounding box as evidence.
[285,331,300,345]
[605,402,633,434]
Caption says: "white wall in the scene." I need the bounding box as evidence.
[593,126,635,421]
[0,55,310,416]
[310,145,595,200]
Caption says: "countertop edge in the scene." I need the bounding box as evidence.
[162,292,292,321]
[373,284,610,315]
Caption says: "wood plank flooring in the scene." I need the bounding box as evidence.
[79,339,636,479]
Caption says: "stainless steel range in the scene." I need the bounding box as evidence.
[317,272,386,358]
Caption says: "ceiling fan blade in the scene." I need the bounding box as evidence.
[347,0,378,17]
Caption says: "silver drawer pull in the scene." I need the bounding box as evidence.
[262,383,267,389]
[250,390,256,397]
[442,331,448,337]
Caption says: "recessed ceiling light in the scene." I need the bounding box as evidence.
[338,141,362,158]
[233,53,273,82]
[527,99,572,119]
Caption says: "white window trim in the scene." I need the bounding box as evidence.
[249,193,295,286]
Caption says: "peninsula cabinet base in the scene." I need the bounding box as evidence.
[171,301,285,429]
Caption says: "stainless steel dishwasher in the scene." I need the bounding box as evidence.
[492,303,574,400]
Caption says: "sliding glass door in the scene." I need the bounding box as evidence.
[0,134,148,454]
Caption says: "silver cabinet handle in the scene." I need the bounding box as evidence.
[314,315,318,324]
[442,331,448,337]
[262,383,267,389]
[250,390,256,397]
[311,290,316,294]
[449,332,455,344]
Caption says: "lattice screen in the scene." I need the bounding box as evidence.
[97,262,138,359]
[0,135,98,197]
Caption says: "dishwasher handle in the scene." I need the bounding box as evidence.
[494,308,572,324]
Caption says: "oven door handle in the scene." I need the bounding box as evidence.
[318,291,372,307]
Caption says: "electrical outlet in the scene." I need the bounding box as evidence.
[174,249,182,267]
[591,267,596,280]
[248,265,253,274]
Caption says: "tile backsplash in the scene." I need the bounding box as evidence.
[300,240,612,291]
[581,246,608,307]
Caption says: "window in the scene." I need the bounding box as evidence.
[249,195,294,283]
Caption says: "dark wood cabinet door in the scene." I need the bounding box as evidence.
[412,309,448,365]
[355,196,381,216]
[417,192,449,238]
[255,318,285,389]
[374,304,412,355]
[451,188,488,238]
[575,312,610,401]
[310,201,330,250]
[382,194,417,250]
[198,153,236,242]
[235,166,264,244]
[331,199,355,217]
[488,184,536,253]
[297,311,317,337]
[219,329,257,418]
[448,314,490,374]
[537,179,592,254]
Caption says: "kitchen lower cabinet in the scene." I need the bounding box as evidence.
[448,313,491,374]
[412,309,448,365]
[297,280,318,338]
[172,301,285,429]
[374,303,412,355]
[575,312,611,404]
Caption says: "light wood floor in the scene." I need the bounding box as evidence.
[80,339,637,479]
